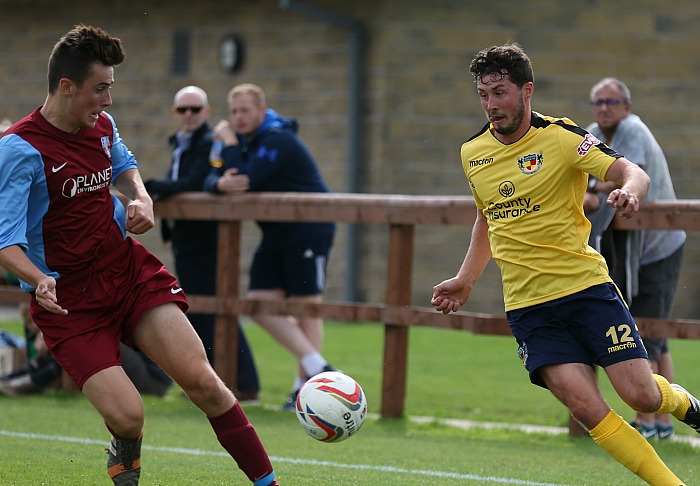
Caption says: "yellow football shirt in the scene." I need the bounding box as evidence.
[462,112,622,311]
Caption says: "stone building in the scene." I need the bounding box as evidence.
[1,0,699,318]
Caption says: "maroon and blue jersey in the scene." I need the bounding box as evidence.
[0,108,137,291]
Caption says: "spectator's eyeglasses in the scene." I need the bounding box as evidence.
[175,106,203,114]
[591,98,623,107]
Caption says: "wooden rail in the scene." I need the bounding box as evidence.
[2,194,700,428]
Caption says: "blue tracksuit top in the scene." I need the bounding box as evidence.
[204,109,335,249]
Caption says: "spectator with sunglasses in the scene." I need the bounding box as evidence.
[583,77,686,441]
[144,86,260,404]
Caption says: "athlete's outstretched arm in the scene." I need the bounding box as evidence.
[113,168,155,234]
[603,157,650,219]
[432,209,492,314]
[0,245,67,314]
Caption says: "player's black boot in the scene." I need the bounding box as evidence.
[670,384,700,433]
[107,432,142,485]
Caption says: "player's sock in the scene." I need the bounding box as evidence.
[105,429,142,485]
[300,351,327,377]
[590,410,685,485]
[652,374,690,419]
[208,402,276,485]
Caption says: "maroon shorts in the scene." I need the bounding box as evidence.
[30,237,188,389]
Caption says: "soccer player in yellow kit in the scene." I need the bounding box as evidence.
[432,42,700,486]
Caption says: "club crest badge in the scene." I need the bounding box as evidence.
[101,136,111,158]
[517,151,543,175]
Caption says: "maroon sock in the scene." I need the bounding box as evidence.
[208,403,275,483]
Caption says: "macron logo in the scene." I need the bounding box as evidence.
[171,287,183,294]
[52,162,68,173]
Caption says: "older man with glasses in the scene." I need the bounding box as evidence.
[584,77,687,442]
[145,85,260,404]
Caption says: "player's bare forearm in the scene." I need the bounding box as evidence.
[0,245,45,288]
[114,168,148,201]
[603,157,650,218]
[432,211,491,314]
[456,213,492,282]
[0,245,67,314]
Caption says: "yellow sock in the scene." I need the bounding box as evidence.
[590,410,685,486]
[653,374,690,420]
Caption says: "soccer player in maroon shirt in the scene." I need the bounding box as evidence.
[0,25,278,486]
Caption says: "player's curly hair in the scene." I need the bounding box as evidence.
[469,42,534,88]
[47,24,126,93]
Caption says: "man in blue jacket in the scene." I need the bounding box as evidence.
[205,83,336,411]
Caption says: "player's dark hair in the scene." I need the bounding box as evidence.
[47,24,126,94]
[469,42,534,88]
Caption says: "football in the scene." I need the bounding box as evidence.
[295,371,367,443]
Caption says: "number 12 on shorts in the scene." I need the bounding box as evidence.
[605,323,635,345]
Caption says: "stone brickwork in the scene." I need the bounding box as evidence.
[1,0,699,318]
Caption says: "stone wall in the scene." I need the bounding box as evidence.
[1,0,699,317]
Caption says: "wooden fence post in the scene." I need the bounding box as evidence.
[381,223,414,418]
[215,220,240,389]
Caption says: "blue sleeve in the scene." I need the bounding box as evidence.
[0,134,56,289]
[0,135,46,252]
[104,113,138,182]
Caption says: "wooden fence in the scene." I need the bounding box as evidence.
[2,193,700,433]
